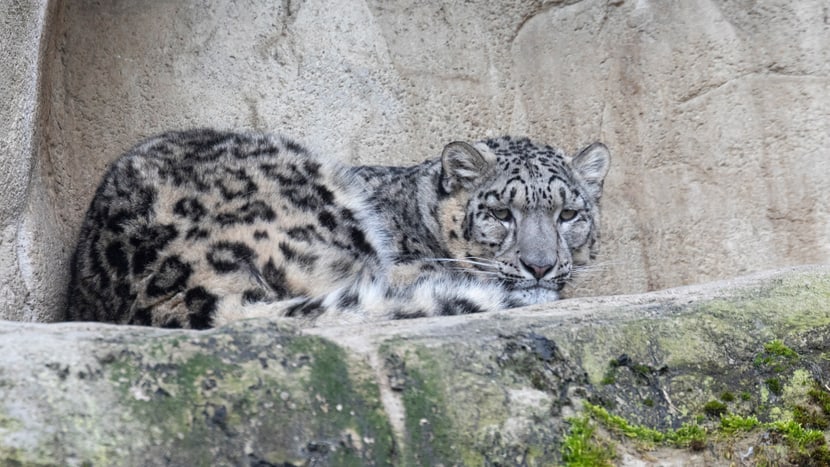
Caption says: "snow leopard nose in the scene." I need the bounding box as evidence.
[520,259,553,280]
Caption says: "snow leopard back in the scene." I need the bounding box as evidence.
[66,129,393,327]
[66,129,610,328]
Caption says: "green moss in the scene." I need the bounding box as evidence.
[110,349,234,440]
[719,414,761,434]
[790,445,830,466]
[765,378,783,396]
[672,423,708,451]
[770,420,825,448]
[585,403,665,444]
[399,352,458,466]
[808,386,830,414]
[566,275,830,463]
[770,419,830,465]
[764,340,799,359]
[103,343,242,464]
[0,410,21,431]
[297,337,362,427]
[754,340,799,373]
[584,403,706,448]
[625,274,830,388]
[101,333,396,465]
[599,358,622,385]
[586,399,830,464]
[287,336,395,465]
[561,416,614,466]
[793,405,829,430]
[0,447,56,467]
[631,364,652,378]
[702,400,728,418]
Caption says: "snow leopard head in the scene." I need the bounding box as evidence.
[438,136,610,297]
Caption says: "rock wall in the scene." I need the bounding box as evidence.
[0,0,53,322]
[3,1,830,319]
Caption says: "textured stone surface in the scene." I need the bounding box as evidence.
[3,2,829,464]
[2,266,829,465]
[3,2,830,320]
[0,0,53,322]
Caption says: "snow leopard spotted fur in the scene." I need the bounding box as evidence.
[65,129,610,328]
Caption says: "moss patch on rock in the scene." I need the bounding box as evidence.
[114,329,394,466]
[374,332,588,466]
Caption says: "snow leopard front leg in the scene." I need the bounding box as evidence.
[285,262,514,326]
[381,262,562,316]
[505,288,561,308]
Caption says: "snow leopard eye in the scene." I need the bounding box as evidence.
[559,209,578,221]
[490,208,512,222]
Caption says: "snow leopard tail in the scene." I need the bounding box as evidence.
[212,270,524,327]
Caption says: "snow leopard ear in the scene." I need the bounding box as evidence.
[441,141,495,193]
[571,142,610,199]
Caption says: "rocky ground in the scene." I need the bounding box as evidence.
[1,265,829,465]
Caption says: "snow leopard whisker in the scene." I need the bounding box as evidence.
[432,256,500,265]
[423,257,499,269]
[571,260,619,274]
[446,268,502,276]
[460,256,505,266]
[569,264,611,279]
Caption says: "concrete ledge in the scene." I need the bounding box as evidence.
[2,266,829,465]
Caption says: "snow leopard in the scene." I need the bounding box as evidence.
[65,129,610,328]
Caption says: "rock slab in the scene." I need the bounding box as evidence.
[2,1,830,322]
[2,266,829,465]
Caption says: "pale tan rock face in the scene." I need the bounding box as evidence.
[2,0,829,321]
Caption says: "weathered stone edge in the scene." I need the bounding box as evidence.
[0,265,828,465]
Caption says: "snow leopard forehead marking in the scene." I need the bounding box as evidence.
[480,136,581,211]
